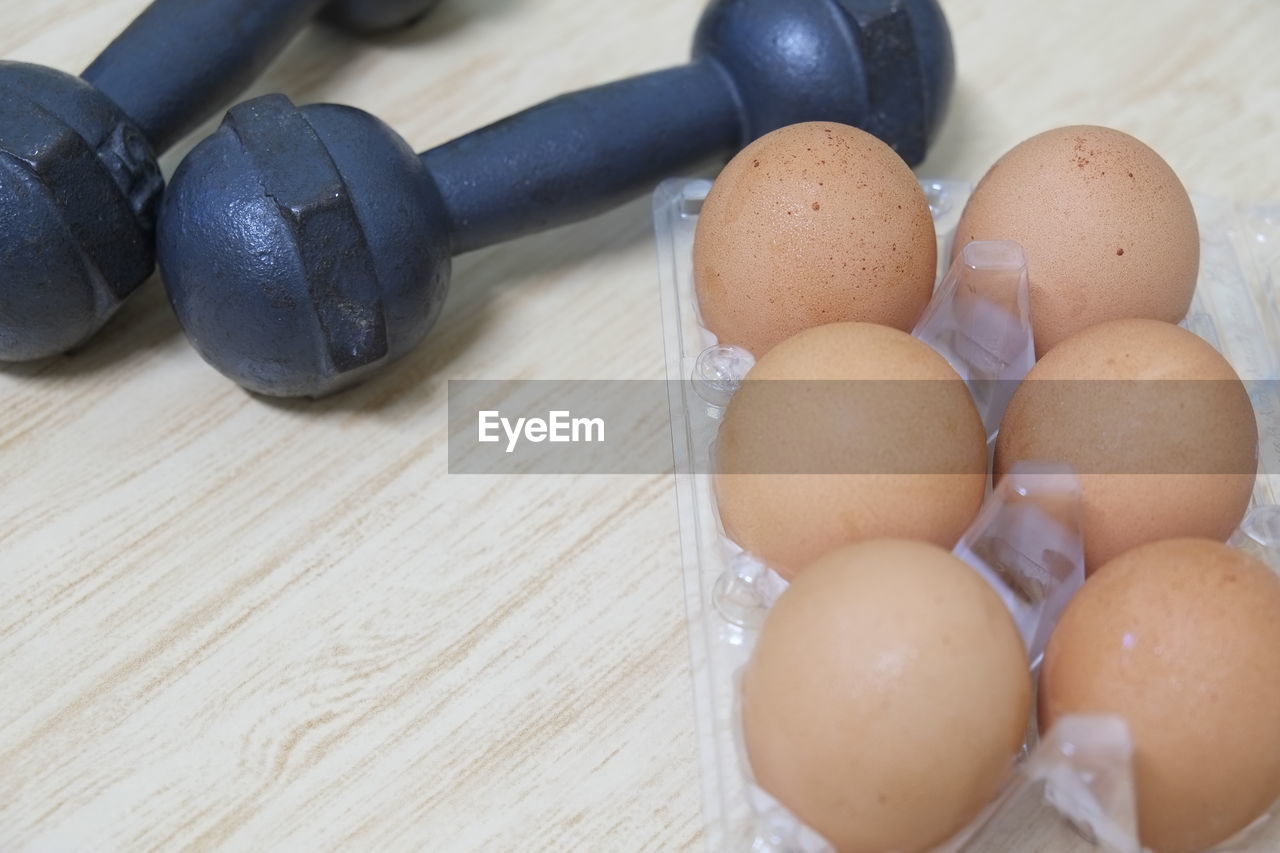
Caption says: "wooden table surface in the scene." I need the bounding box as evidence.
[1,1,1277,851]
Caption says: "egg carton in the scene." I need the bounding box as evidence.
[653,176,1280,853]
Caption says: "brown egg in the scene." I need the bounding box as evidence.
[953,125,1199,356]
[694,122,936,357]
[715,322,987,579]
[1040,539,1280,853]
[742,539,1031,853]
[995,319,1256,573]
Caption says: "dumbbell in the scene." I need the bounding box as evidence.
[0,0,441,362]
[159,0,955,398]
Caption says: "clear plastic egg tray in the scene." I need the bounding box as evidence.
[653,177,1280,853]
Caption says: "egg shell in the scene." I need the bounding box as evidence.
[742,539,1031,853]
[953,125,1199,357]
[995,318,1256,573]
[693,122,937,357]
[1039,539,1280,853]
[714,322,987,579]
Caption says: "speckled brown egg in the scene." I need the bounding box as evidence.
[694,122,936,357]
[742,539,1031,853]
[715,322,987,579]
[953,126,1199,356]
[995,319,1257,573]
[1040,539,1280,853]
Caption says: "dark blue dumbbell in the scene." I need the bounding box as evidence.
[159,0,955,398]
[0,0,440,362]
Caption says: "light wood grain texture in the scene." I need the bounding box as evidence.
[0,1,1277,851]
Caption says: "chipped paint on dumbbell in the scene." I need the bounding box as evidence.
[0,0,441,362]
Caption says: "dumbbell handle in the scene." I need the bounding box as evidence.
[422,60,739,255]
[83,0,323,153]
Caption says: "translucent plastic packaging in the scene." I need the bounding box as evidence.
[654,177,1280,853]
